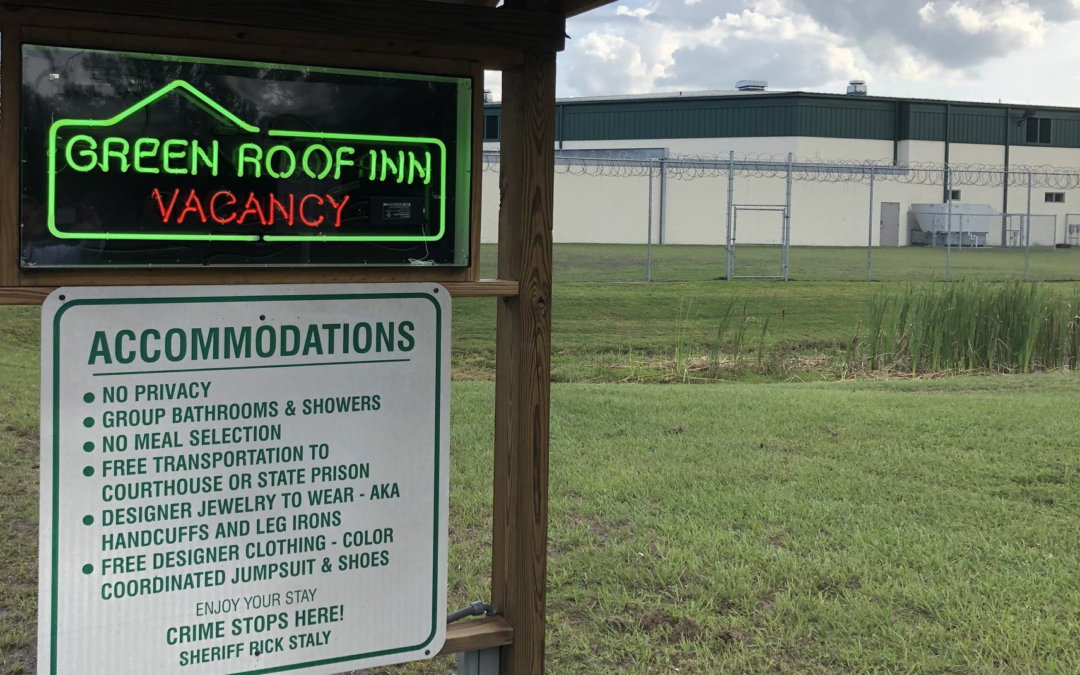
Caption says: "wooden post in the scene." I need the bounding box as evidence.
[491,45,556,675]
[0,23,22,287]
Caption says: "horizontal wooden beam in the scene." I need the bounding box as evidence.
[438,616,514,656]
[3,0,565,54]
[0,280,518,305]
[563,0,616,17]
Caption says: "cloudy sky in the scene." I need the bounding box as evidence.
[486,0,1080,106]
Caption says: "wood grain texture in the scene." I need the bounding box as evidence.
[491,48,556,675]
[438,616,514,656]
[0,280,518,305]
[21,25,475,77]
[0,23,22,287]
[3,0,565,53]
[468,62,485,282]
[8,7,526,69]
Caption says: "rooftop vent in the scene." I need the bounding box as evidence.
[736,80,767,92]
[847,80,867,96]
[483,89,495,103]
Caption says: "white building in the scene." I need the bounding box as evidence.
[481,81,1080,248]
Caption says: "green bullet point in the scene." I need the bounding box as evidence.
[83,515,94,526]
[83,466,94,477]
[83,392,95,404]
[83,441,94,453]
[83,417,95,428]
[82,564,93,575]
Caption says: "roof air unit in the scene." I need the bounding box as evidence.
[847,80,867,96]
[735,80,767,92]
[483,89,494,103]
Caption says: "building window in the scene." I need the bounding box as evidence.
[1026,117,1052,144]
[484,115,500,141]
[1045,192,1065,203]
[950,190,961,201]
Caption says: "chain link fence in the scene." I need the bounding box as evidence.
[480,151,1080,283]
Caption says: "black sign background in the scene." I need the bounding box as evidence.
[21,45,472,268]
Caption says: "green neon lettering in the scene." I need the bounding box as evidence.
[191,140,219,177]
[163,139,189,175]
[334,147,355,180]
[66,135,98,172]
[408,151,432,185]
[266,145,297,179]
[134,138,161,174]
[379,149,397,182]
[302,145,333,180]
[47,79,448,244]
[101,138,130,173]
[237,143,263,178]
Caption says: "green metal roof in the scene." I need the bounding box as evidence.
[482,91,1080,149]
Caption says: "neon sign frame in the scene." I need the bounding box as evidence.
[46,80,449,243]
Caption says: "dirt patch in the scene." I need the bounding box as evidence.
[636,609,702,645]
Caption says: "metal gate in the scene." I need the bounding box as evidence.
[725,204,789,280]
[1067,213,1080,246]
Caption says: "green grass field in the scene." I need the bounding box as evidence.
[0,251,1077,674]
[477,244,1080,283]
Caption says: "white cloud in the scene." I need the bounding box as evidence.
[616,5,652,18]
[552,0,1080,105]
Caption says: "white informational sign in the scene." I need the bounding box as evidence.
[39,284,449,675]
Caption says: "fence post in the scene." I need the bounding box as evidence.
[658,156,667,245]
[783,152,793,282]
[1025,167,1032,281]
[946,163,952,281]
[1001,166,1009,247]
[646,160,653,282]
[725,150,734,281]
[867,165,875,282]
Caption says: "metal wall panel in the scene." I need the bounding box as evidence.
[483,95,1080,149]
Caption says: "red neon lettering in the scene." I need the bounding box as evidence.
[151,188,181,222]
[268,194,295,226]
[210,191,238,224]
[176,189,209,224]
[237,193,268,225]
[300,194,325,227]
[326,195,350,228]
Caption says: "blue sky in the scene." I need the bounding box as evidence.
[487,0,1080,106]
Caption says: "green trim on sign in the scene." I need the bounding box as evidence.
[50,292,443,675]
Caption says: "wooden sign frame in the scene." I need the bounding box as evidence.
[1,1,564,674]
[0,3,548,301]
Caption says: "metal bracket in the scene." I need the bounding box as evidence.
[447,600,496,624]
[457,647,500,675]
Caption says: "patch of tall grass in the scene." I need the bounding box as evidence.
[853,282,1080,375]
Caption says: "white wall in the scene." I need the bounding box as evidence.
[480,137,1079,246]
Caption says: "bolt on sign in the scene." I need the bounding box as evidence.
[39,284,450,674]
[21,46,472,268]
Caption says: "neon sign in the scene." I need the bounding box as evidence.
[47,80,448,243]
[22,45,471,268]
